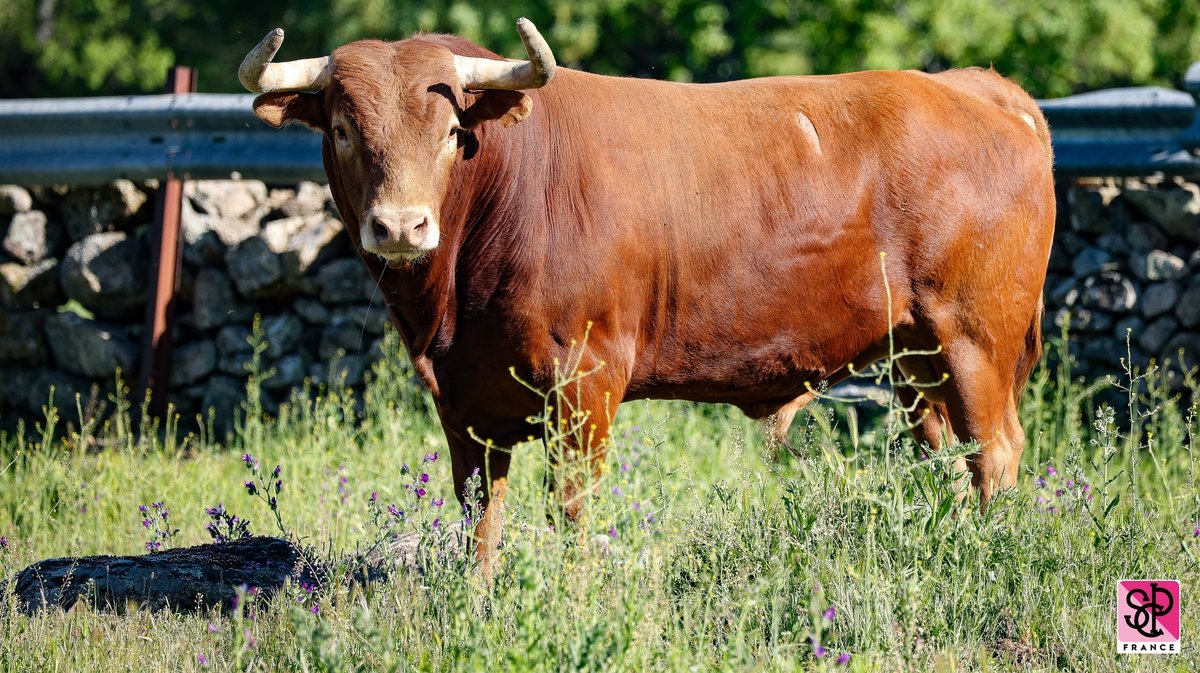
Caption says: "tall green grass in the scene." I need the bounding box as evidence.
[0,327,1197,672]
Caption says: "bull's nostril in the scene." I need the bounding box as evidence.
[412,219,427,234]
[370,217,390,244]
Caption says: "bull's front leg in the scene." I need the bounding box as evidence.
[444,425,512,581]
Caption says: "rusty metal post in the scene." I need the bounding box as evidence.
[140,66,196,417]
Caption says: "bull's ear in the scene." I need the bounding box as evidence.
[461,90,533,129]
[252,92,323,129]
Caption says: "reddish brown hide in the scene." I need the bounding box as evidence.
[245,25,1055,568]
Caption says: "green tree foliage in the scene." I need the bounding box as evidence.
[2,0,1198,98]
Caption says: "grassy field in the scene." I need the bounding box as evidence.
[1,329,1197,672]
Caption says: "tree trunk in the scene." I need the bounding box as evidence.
[9,524,472,615]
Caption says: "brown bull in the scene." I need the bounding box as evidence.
[240,19,1055,568]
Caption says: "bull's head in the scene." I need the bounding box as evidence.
[239,19,555,261]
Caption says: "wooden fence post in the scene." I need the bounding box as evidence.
[139,65,196,417]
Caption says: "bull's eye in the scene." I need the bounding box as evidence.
[448,126,462,143]
[333,126,348,143]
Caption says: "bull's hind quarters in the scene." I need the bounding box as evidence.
[242,18,1053,563]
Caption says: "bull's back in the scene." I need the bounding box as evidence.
[525,67,1053,405]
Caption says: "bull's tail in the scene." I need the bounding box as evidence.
[1012,295,1044,403]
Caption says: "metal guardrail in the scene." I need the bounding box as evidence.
[0,76,1199,185]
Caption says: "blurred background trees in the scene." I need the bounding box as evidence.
[2,0,1198,99]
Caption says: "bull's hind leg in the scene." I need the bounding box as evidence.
[934,338,1026,505]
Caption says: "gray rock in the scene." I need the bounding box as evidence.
[226,237,284,297]
[261,213,348,278]
[0,258,62,308]
[1125,221,1169,251]
[318,259,370,304]
[191,268,237,330]
[60,232,147,317]
[218,353,253,376]
[61,180,147,241]
[0,367,40,413]
[1176,281,1200,328]
[1046,245,1071,273]
[1095,233,1126,255]
[320,321,366,359]
[1123,184,1200,244]
[216,324,253,356]
[318,354,366,387]
[1139,316,1178,354]
[1067,186,1107,233]
[1141,282,1180,319]
[263,354,308,391]
[169,340,217,388]
[0,310,49,364]
[1113,316,1142,342]
[1048,277,1079,307]
[1071,247,1116,278]
[1080,272,1137,313]
[261,314,303,359]
[1130,250,1186,283]
[330,305,390,336]
[269,182,332,219]
[1053,307,1111,333]
[3,211,61,264]
[1080,338,1129,367]
[0,185,33,215]
[186,180,267,223]
[201,375,244,428]
[294,297,330,324]
[24,369,96,416]
[1058,231,1087,256]
[44,312,139,379]
[1162,332,1200,370]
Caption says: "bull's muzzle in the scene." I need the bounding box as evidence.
[361,207,440,260]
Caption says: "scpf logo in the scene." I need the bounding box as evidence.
[1118,580,1180,654]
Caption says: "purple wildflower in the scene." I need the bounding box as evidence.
[432,498,444,507]
[836,652,851,665]
[823,605,836,621]
[424,451,439,462]
[244,629,257,649]
[420,473,429,484]
[1035,477,1046,488]
[608,525,618,538]
[245,481,257,495]
[138,504,148,513]
[416,488,426,498]
[208,623,221,633]
[432,518,440,529]
[387,504,402,518]
[370,491,378,502]
[1193,523,1200,538]
[241,453,255,466]
[273,464,281,478]
[612,486,623,496]
[197,653,209,666]
[1046,466,1057,476]
[0,536,7,549]
[145,541,161,552]
[811,638,827,658]
[142,518,154,529]
[310,604,320,614]
[620,462,631,473]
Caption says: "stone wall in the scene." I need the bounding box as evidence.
[0,180,388,430]
[1048,177,1200,381]
[1,177,1198,430]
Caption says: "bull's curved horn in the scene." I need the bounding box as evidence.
[453,18,556,91]
[239,28,331,93]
